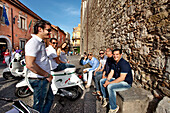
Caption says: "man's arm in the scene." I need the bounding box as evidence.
[26,56,53,82]
[94,63,102,76]
[103,73,127,87]
[102,71,106,79]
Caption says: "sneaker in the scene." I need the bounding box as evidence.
[92,91,97,95]
[97,91,101,96]
[102,98,108,107]
[108,105,119,113]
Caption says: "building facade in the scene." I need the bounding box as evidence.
[0,0,42,52]
[51,25,66,46]
[80,0,170,97]
[0,0,61,59]
[72,24,80,54]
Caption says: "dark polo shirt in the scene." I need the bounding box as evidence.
[111,58,133,86]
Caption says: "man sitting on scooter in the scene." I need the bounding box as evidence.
[46,38,61,71]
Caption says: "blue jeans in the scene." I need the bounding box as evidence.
[29,79,54,113]
[53,63,75,71]
[93,71,103,91]
[100,78,131,110]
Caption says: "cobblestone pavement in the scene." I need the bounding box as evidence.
[0,55,99,113]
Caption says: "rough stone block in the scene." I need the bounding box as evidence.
[116,87,151,113]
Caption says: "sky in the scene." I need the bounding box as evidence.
[19,0,81,39]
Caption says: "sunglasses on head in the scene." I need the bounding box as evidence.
[88,54,92,56]
[46,29,51,32]
[52,42,58,44]
[99,53,104,55]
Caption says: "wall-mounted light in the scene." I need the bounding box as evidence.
[13,15,18,24]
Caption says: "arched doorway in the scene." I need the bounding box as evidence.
[0,35,12,61]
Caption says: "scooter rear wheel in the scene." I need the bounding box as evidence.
[3,72,14,80]
[67,87,83,101]
[15,86,33,98]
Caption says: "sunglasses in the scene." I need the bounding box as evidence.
[99,53,104,55]
[46,29,51,32]
[88,54,92,56]
[52,42,58,45]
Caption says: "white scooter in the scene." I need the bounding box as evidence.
[15,66,84,101]
[3,53,26,80]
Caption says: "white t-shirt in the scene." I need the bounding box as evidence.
[25,34,51,78]
[46,45,58,70]
[100,55,107,69]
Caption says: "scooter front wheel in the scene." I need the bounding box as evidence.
[3,72,14,80]
[15,86,33,98]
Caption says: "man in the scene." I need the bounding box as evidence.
[92,50,107,96]
[46,38,60,71]
[101,48,115,79]
[82,52,99,88]
[15,46,22,54]
[25,20,53,113]
[100,49,133,113]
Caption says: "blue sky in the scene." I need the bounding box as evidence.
[19,0,81,39]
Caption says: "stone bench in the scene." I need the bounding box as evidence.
[116,86,152,113]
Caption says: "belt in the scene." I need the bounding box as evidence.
[28,77,45,80]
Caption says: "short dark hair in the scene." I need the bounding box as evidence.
[112,49,122,54]
[50,38,57,42]
[34,20,51,34]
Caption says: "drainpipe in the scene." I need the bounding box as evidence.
[11,8,14,48]
[86,0,89,52]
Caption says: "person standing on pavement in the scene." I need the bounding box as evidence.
[100,49,133,113]
[11,48,16,61]
[92,50,107,96]
[4,48,10,66]
[25,20,54,113]
[82,52,100,88]
[15,46,22,54]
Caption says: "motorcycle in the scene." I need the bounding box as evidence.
[15,67,84,101]
[0,98,39,113]
[3,53,26,80]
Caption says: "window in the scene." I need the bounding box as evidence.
[19,15,27,30]
[0,5,9,24]
[20,40,26,50]
[20,17,25,29]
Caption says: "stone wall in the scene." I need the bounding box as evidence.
[81,0,170,96]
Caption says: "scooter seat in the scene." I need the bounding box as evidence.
[51,67,76,75]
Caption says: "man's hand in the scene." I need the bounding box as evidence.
[83,70,88,73]
[84,55,87,60]
[103,80,110,87]
[94,71,96,76]
[46,75,53,82]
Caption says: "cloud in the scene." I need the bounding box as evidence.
[65,7,80,15]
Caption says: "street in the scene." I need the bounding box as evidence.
[0,55,97,113]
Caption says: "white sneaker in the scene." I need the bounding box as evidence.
[102,98,108,107]
[108,105,119,113]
